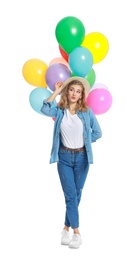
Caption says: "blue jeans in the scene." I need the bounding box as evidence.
[57,147,90,229]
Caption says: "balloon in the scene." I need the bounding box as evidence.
[49,57,69,68]
[85,69,96,88]
[45,63,71,92]
[90,82,109,92]
[55,16,85,54]
[22,58,48,87]
[59,46,69,62]
[29,87,55,115]
[68,46,93,77]
[86,88,112,115]
[81,32,109,64]
[71,68,96,87]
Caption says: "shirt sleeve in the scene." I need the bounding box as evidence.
[89,108,102,142]
[41,100,58,118]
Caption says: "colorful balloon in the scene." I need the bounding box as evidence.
[45,63,71,92]
[49,57,69,68]
[55,16,85,54]
[59,46,69,62]
[22,58,48,87]
[86,88,112,115]
[85,69,96,88]
[29,87,55,115]
[68,46,93,77]
[81,32,109,64]
[90,82,109,91]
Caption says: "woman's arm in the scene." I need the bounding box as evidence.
[89,108,102,142]
[40,82,64,117]
[47,82,64,102]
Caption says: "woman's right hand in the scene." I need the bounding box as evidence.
[46,82,64,102]
[54,82,64,93]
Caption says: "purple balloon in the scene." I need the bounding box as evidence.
[45,63,71,91]
[90,83,109,91]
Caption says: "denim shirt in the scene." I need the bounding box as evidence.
[41,101,102,164]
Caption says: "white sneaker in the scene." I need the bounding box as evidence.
[69,234,82,249]
[61,230,70,245]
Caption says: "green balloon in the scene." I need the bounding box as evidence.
[55,16,85,54]
[85,69,96,87]
[70,69,96,88]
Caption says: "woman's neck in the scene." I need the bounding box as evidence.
[68,103,77,111]
[68,104,77,114]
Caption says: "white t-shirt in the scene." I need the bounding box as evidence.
[60,109,84,148]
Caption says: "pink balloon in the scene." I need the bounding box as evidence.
[87,88,113,115]
[49,57,69,68]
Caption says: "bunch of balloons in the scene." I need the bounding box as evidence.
[22,16,112,116]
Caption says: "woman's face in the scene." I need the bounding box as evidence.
[67,84,83,103]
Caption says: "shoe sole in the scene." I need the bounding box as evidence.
[69,245,80,249]
[61,242,70,245]
[69,243,82,249]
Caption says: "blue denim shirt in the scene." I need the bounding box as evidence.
[41,101,102,164]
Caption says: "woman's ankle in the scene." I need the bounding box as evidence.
[73,228,80,235]
[64,226,69,232]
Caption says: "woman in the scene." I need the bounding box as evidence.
[41,76,102,249]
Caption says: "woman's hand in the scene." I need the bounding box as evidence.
[46,82,64,102]
[55,82,64,93]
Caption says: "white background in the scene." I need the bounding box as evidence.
[0,0,140,259]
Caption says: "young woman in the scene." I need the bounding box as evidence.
[41,76,102,249]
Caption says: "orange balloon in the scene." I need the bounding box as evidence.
[49,57,69,68]
[22,58,48,87]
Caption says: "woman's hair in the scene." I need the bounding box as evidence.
[58,80,88,112]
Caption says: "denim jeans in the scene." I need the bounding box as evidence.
[57,147,90,229]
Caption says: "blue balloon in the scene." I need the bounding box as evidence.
[29,87,56,115]
[68,46,93,77]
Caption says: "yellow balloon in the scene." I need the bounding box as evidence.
[22,58,48,87]
[81,32,109,64]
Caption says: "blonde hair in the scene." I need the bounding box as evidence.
[58,80,88,112]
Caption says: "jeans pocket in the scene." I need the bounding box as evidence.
[79,151,88,162]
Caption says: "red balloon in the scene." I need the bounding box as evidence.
[59,46,69,62]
